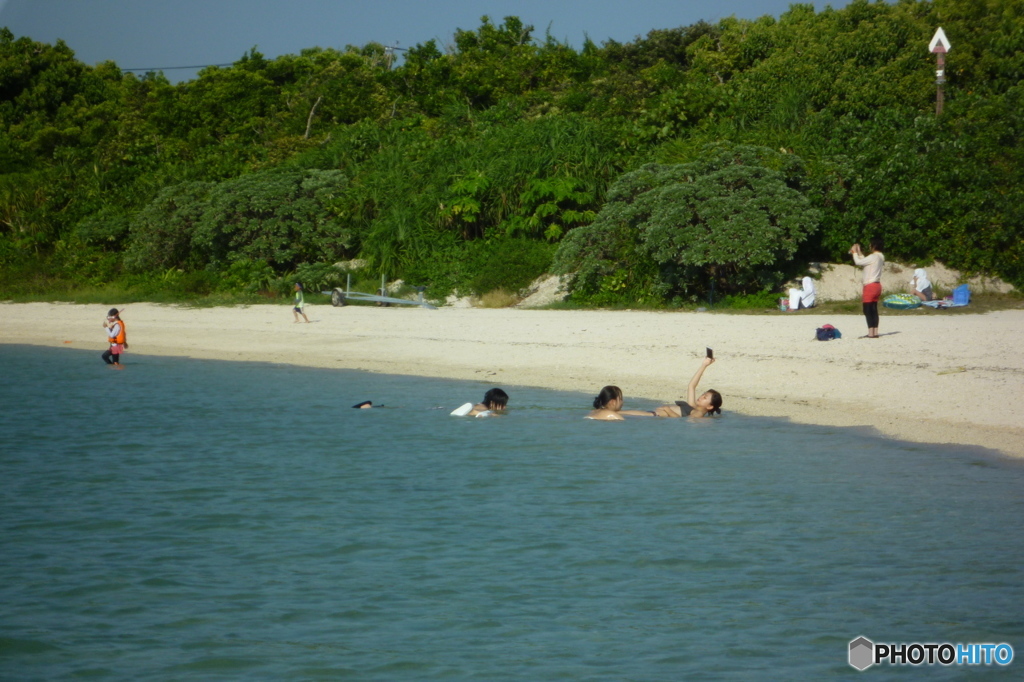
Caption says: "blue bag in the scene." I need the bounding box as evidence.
[815,324,841,341]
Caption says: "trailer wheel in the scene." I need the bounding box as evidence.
[331,289,347,307]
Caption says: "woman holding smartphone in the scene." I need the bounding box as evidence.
[622,352,722,418]
[850,238,885,338]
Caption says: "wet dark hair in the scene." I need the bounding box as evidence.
[483,388,508,409]
[593,385,623,409]
[352,400,373,408]
[869,237,884,253]
[705,389,723,416]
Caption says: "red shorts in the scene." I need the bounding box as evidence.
[862,282,882,303]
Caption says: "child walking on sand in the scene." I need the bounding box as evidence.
[102,308,126,369]
[293,283,310,323]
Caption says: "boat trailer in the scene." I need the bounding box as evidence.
[324,274,436,309]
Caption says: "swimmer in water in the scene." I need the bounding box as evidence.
[646,356,722,418]
[586,385,624,421]
[467,388,509,416]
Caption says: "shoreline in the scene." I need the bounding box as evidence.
[4,301,1023,458]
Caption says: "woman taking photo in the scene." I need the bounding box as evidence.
[620,355,723,419]
[851,238,885,338]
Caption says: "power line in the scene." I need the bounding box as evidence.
[122,44,407,73]
[121,63,235,72]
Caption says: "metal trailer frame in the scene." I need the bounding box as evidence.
[323,273,437,309]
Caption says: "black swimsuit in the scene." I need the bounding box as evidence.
[675,401,694,417]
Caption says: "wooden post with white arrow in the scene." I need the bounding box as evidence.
[929,27,951,115]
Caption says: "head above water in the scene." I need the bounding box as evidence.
[593,385,623,410]
[697,389,723,415]
[483,388,509,410]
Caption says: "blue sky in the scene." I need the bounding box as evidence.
[1,0,853,82]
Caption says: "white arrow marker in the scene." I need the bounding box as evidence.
[929,27,951,54]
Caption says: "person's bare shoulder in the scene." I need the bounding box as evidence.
[586,409,624,421]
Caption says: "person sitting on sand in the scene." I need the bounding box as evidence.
[639,357,722,418]
[468,388,509,417]
[910,268,933,301]
[586,385,625,421]
[787,276,816,310]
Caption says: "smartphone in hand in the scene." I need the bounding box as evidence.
[706,347,714,359]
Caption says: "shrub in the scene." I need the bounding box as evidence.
[125,169,351,273]
[554,144,820,304]
[465,237,555,295]
[718,290,781,309]
[293,262,348,292]
[192,168,351,269]
[178,270,220,296]
[124,181,213,272]
[476,288,519,308]
[219,259,276,293]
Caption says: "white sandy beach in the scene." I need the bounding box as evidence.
[3,300,1023,458]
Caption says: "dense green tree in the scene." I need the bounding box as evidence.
[554,145,821,304]
[125,169,348,272]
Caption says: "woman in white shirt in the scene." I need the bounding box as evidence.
[850,238,885,338]
[910,268,933,301]
[788,276,816,310]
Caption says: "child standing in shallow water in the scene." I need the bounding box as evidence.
[102,308,126,369]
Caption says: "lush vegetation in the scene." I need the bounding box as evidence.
[2,0,1022,306]
[553,144,822,305]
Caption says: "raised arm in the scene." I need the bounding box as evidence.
[850,243,875,267]
[687,357,715,405]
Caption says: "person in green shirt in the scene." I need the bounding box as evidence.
[293,283,310,323]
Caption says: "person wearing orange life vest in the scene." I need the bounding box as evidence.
[102,308,126,368]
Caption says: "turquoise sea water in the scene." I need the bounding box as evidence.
[1,344,1022,680]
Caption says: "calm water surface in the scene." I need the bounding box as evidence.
[1,344,1022,680]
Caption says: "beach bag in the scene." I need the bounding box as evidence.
[953,284,970,305]
[815,324,841,341]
